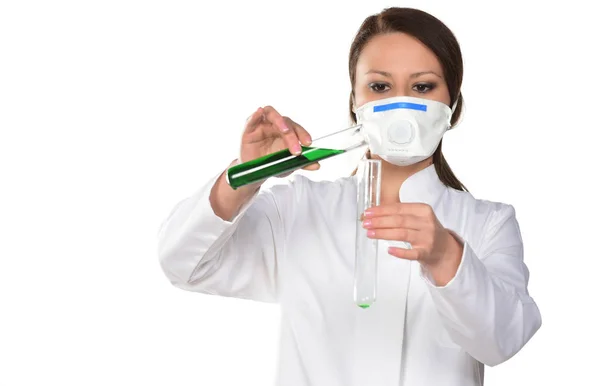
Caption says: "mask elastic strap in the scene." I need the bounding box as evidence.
[446,93,460,130]
[450,94,459,113]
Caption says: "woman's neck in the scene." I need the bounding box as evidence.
[375,156,433,205]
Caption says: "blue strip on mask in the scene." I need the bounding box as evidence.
[373,102,427,112]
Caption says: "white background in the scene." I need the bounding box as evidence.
[1,0,598,385]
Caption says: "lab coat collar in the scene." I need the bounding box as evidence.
[399,163,447,208]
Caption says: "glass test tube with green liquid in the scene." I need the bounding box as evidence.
[226,124,368,189]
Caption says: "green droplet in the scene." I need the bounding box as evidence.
[358,304,370,309]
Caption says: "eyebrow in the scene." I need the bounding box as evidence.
[365,69,443,79]
[410,71,443,79]
[365,70,392,78]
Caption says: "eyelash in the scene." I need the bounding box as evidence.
[413,83,436,93]
[368,82,390,93]
[368,82,437,94]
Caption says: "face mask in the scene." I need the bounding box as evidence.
[354,96,456,166]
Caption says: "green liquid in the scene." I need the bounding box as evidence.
[358,304,370,309]
[227,146,346,189]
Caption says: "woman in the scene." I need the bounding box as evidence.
[157,7,541,386]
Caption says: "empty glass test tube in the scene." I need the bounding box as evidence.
[353,159,381,309]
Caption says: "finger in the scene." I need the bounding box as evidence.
[366,228,420,243]
[363,202,431,218]
[269,120,302,155]
[286,118,312,146]
[262,105,291,133]
[277,171,293,178]
[362,214,424,231]
[388,246,420,261]
[243,107,264,133]
[261,106,302,155]
[301,162,320,171]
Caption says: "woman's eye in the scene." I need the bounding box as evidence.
[369,83,390,93]
[413,83,435,93]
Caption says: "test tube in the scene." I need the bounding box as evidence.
[226,124,367,189]
[354,159,381,309]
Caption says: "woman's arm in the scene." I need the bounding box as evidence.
[157,162,296,303]
[423,204,542,366]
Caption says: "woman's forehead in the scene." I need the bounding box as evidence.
[356,33,443,76]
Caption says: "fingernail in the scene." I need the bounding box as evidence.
[367,230,375,237]
[281,123,290,133]
[363,219,372,228]
[292,143,302,154]
[364,210,373,218]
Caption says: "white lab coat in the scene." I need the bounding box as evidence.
[157,163,542,386]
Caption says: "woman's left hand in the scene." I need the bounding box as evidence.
[362,202,464,285]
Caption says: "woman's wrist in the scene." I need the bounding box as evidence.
[210,160,261,221]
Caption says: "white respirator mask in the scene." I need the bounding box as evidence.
[354,96,457,166]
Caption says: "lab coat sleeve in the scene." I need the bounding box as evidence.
[157,169,295,303]
[422,204,542,366]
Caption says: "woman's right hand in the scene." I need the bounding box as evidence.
[240,106,319,173]
[211,106,317,220]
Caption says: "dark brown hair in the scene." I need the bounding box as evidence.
[348,7,468,192]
